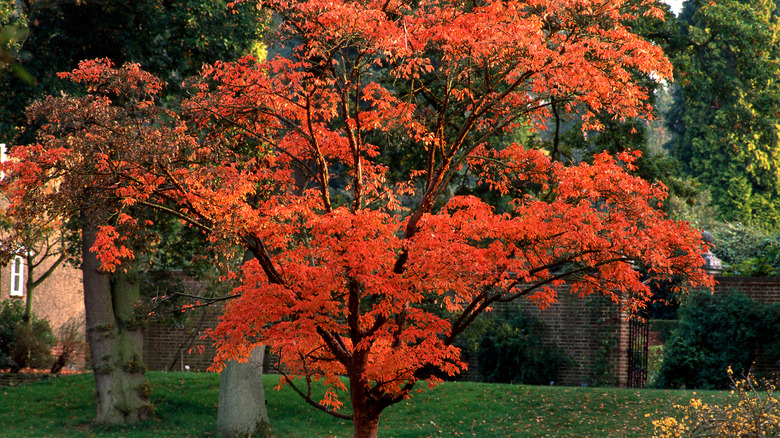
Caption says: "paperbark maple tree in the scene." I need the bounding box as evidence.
[3,1,713,437]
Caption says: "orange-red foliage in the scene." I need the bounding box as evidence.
[3,0,711,431]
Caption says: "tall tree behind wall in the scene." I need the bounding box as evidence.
[667,0,780,229]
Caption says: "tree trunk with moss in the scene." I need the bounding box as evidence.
[82,222,151,424]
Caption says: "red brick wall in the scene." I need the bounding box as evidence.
[456,294,626,387]
[507,288,625,387]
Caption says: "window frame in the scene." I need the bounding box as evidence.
[9,255,24,297]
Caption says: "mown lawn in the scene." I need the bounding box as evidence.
[0,372,734,437]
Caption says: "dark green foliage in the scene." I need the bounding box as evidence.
[0,300,56,372]
[0,300,19,368]
[649,320,679,345]
[666,0,780,230]
[643,278,685,320]
[656,289,780,389]
[0,0,266,144]
[475,310,568,385]
[0,4,33,85]
[711,223,773,266]
[531,2,705,213]
[727,242,780,276]
[11,322,56,371]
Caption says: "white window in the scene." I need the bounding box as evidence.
[10,255,24,297]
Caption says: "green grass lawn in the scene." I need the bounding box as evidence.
[0,372,733,437]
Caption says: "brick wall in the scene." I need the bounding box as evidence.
[140,277,780,386]
[455,277,780,386]
[713,276,780,304]
[142,286,628,387]
[143,305,222,372]
[508,288,626,387]
[456,293,626,387]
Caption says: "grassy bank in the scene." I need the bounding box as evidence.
[0,372,733,437]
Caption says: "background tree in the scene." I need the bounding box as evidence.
[4,1,714,437]
[0,0,266,425]
[140,220,271,437]
[501,1,707,229]
[665,0,780,229]
[0,1,33,84]
[0,202,69,326]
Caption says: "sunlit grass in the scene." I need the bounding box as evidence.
[0,372,734,437]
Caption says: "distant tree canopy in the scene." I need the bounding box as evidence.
[502,1,705,221]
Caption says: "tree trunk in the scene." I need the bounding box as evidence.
[217,345,269,437]
[25,251,65,325]
[352,412,380,438]
[82,222,151,424]
[24,260,33,325]
[350,376,381,438]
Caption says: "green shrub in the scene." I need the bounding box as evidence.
[710,222,780,276]
[475,310,568,385]
[655,290,780,389]
[728,241,780,276]
[0,300,56,372]
[0,300,25,368]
